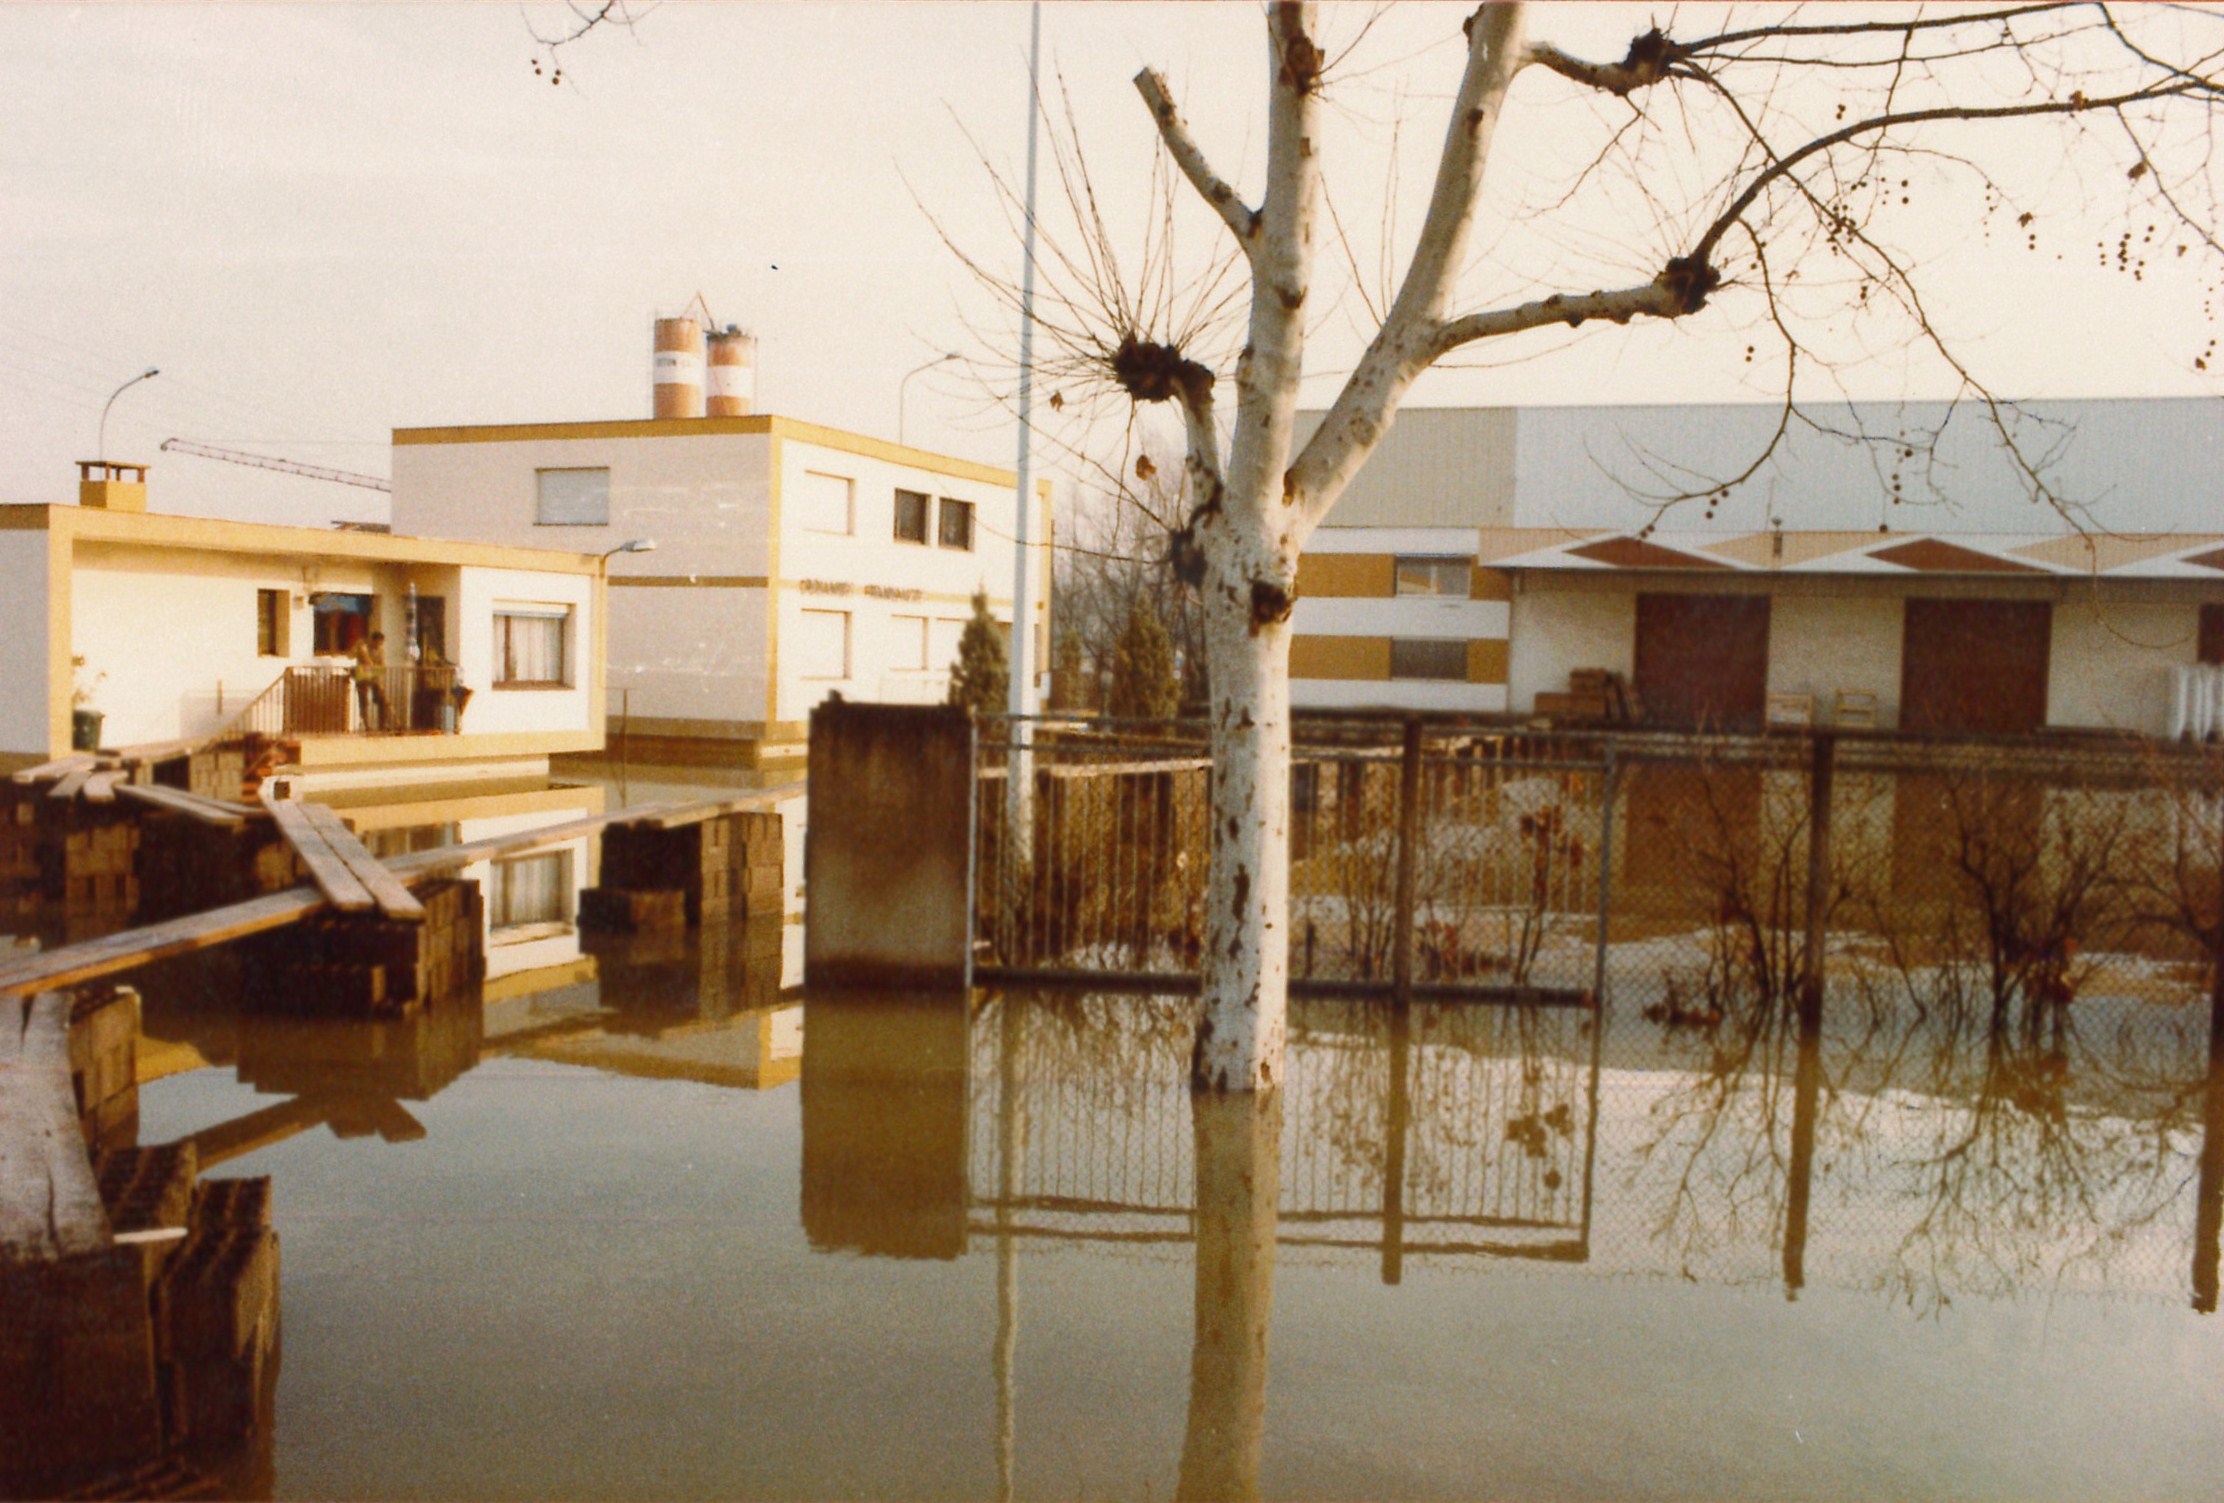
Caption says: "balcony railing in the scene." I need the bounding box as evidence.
[222,664,474,741]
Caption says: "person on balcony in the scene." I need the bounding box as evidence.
[350,631,388,731]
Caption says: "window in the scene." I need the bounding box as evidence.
[310,593,373,655]
[929,617,966,672]
[494,606,570,686]
[937,498,976,551]
[890,614,928,671]
[536,468,610,526]
[800,471,854,535]
[256,589,288,657]
[1395,556,1471,597]
[1391,638,1467,681]
[489,850,572,939]
[409,595,448,663]
[797,609,850,680]
[893,488,930,544]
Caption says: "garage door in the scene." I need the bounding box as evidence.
[1899,598,2051,734]
[1634,594,1771,730]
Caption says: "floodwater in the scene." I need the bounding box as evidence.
[101,917,2224,1502]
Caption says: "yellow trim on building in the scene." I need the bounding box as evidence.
[612,575,773,590]
[1470,568,1513,602]
[391,413,1035,491]
[1290,635,1392,681]
[289,729,600,767]
[1298,553,1394,598]
[1466,638,1510,685]
[765,433,784,723]
[3,503,603,577]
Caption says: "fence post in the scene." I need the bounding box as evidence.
[1392,718,1423,999]
[2196,785,2224,1312]
[1799,731,1837,1031]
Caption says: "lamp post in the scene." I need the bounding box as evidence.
[597,539,654,795]
[898,353,958,446]
[599,537,657,565]
[98,367,160,461]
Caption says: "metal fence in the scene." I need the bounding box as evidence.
[220,664,472,741]
[971,715,2224,1024]
[970,715,1613,1000]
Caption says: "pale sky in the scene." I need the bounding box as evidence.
[3,3,2220,527]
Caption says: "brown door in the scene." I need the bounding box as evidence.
[1899,598,2051,734]
[1633,594,1771,730]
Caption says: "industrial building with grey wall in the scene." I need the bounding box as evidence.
[1292,400,2224,737]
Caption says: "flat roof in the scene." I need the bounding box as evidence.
[392,412,1041,492]
[0,503,603,574]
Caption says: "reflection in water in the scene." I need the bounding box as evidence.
[39,876,2224,1498]
[1177,1090,1282,1503]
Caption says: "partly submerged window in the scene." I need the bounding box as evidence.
[536,468,610,526]
[1394,557,1471,597]
[893,489,930,544]
[1390,638,1467,681]
[494,606,570,686]
[489,849,572,938]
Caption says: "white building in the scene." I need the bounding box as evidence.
[1292,401,2224,736]
[0,473,607,790]
[390,414,1052,768]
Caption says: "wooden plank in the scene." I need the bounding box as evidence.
[108,736,211,765]
[46,766,93,802]
[81,769,127,805]
[628,784,804,830]
[264,797,376,913]
[114,782,246,827]
[0,993,114,1261]
[301,801,425,922]
[10,754,93,786]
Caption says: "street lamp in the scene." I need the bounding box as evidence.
[898,353,959,446]
[98,367,160,461]
[599,537,657,566]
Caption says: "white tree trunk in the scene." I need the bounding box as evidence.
[1193,589,1293,1092]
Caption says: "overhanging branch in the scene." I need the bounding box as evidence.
[1134,69,1261,251]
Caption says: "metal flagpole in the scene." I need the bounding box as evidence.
[1004,0,1043,866]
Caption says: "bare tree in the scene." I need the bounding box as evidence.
[953,3,2224,1091]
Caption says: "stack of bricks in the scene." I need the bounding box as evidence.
[135,818,299,924]
[70,986,141,1154]
[181,747,246,805]
[58,811,141,937]
[239,877,483,1017]
[592,811,784,929]
[0,786,41,924]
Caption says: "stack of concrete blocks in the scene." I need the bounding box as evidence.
[177,745,247,806]
[0,788,39,925]
[70,985,142,1154]
[0,784,144,937]
[585,811,784,932]
[239,877,483,1017]
[136,815,299,923]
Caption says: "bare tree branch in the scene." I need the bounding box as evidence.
[1134,70,1261,251]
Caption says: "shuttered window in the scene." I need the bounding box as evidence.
[1390,639,1467,680]
[797,609,851,680]
[535,469,610,526]
[489,850,572,936]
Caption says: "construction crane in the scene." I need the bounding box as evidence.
[159,438,391,493]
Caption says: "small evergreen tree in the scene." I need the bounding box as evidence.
[1051,629,1088,711]
[947,589,1009,717]
[1108,605,1179,721]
